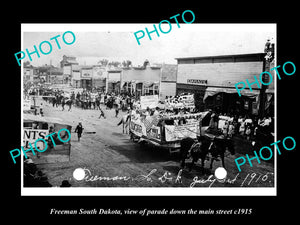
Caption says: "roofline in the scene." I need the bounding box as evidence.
[175,52,265,61]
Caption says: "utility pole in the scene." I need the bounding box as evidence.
[259,39,275,118]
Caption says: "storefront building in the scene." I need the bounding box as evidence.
[106,69,122,94]
[80,66,93,90]
[24,66,37,83]
[61,55,79,85]
[71,65,81,88]
[176,53,274,116]
[92,66,106,92]
[121,64,160,97]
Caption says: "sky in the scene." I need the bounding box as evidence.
[22,24,276,67]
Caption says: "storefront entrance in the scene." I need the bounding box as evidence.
[81,79,92,91]
[205,92,256,116]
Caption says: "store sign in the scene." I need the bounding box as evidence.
[187,79,207,85]
[23,129,49,149]
[81,68,93,78]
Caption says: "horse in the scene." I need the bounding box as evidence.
[252,125,274,150]
[180,136,211,172]
[208,136,235,169]
[180,135,235,172]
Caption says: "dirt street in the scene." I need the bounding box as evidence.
[34,101,275,188]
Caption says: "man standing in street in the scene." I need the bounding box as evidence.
[74,122,84,142]
[61,97,66,111]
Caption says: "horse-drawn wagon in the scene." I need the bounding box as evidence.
[129,108,235,171]
[129,111,211,154]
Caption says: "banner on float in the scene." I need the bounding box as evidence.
[165,94,195,109]
[165,123,198,142]
[146,126,161,142]
[130,120,146,137]
[140,95,159,109]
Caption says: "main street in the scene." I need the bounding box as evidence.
[35,100,275,188]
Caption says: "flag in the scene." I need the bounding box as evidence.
[143,115,160,132]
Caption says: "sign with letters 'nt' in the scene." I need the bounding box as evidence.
[23,129,49,149]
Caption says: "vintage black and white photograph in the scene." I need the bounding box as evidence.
[21,24,276,195]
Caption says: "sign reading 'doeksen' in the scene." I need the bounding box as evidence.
[15,31,76,66]
[187,79,208,85]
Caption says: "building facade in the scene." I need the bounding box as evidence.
[106,69,122,94]
[121,64,160,97]
[61,55,79,85]
[176,53,274,116]
[47,67,64,84]
[23,66,37,83]
[60,55,79,68]
[159,64,177,100]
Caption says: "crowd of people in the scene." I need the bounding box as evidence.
[207,112,274,143]
[41,89,138,116]
[26,87,274,144]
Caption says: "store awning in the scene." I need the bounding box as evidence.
[203,87,260,102]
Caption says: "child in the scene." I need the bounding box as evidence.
[228,122,235,138]
[222,121,229,137]
[245,125,251,141]
[239,119,246,136]
[74,122,84,142]
[115,103,120,118]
